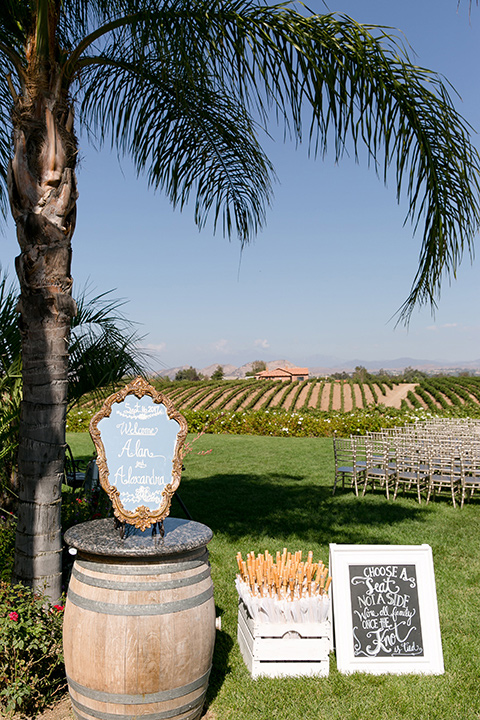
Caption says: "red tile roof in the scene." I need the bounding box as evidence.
[255,367,309,378]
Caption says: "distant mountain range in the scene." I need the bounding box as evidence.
[155,357,480,379]
[156,359,294,380]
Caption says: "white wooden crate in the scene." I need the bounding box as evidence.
[237,599,331,678]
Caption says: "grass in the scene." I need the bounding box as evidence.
[66,431,95,467]
[67,432,480,720]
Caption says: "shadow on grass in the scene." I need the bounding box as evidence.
[190,471,426,712]
[180,472,426,546]
[204,613,234,708]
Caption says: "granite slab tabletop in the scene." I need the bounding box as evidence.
[64,517,213,558]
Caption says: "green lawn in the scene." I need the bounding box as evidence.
[67,433,480,720]
[66,431,95,464]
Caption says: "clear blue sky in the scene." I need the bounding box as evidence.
[2,0,480,371]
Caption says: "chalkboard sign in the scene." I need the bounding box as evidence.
[349,564,424,658]
[330,545,444,675]
[90,377,187,530]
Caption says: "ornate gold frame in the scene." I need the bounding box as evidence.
[89,376,188,531]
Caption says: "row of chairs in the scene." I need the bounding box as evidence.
[332,420,480,507]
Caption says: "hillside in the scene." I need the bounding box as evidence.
[156,358,480,379]
[67,375,480,438]
[154,376,480,414]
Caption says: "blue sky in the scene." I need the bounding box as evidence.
[2,0,480,371]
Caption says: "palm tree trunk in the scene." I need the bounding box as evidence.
[8,82,77,600]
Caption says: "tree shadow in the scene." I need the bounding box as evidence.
[180,472,426,546]
[178,468,427,709]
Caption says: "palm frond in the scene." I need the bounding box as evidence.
[67,331,147,407]
[0,73,14,219]
[68,285,150,407]
[0,0,31,55]
[79,55,273,243]
[0,269,20,369]
[172,3,480,318]
[0,354,22,469]
[64,1,480,317]
[0,1,479,317]
[0,270,149,409]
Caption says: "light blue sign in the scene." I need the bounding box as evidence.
[98,394,180,513]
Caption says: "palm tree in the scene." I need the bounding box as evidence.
[0,1,479,600]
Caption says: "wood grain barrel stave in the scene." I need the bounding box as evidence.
[64,542,215,720]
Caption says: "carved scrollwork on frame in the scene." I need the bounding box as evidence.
[89,376,188,531]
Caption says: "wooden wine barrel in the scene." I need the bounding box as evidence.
[63,518,215,720]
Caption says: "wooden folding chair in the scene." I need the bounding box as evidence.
[332,435,365,496]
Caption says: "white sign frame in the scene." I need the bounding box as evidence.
[329,544,444,675]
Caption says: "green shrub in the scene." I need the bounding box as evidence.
[365,379,378,403]
[348,379,357,410]
[407,389,423,408]
[358,382,368,408]
[328,381,334,412]
[0,485,112,714]
[415,386,439,412]
[66,406,94,432]
[0,583,66,714]
[61,487,112,531]
[182,406,434,438]
[430,377,464,407]
[315,380,326,410]
[420,379,450,409]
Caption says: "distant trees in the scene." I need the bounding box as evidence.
[211,365,225,380]
[329,366,435,382]
[402,366,428,383]
[175,367,202,382]
[353,366,369,383]
[330,371,350,380]
[246,361,267,377]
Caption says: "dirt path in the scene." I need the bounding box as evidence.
[324,382,419,411]
[294,384,311,411]
[363,385,374,405]
[269,384,289,408]
[13,694,74,720]
[422,389,443,410]
[194,389,221,410]
[343,383,353,412]
[283,384,299,411]
[332,382,342,410]
[380,383,417,409]
[171,380,423,413]
[252,385,278,410]
[373,383,388,405]
[224,387,250,410]
[309,382,321,408]
[320,383,330,411]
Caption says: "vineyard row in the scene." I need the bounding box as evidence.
[151,376,480,414]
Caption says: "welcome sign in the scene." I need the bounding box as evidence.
[90,377,188,530]
[330,544,444,675]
